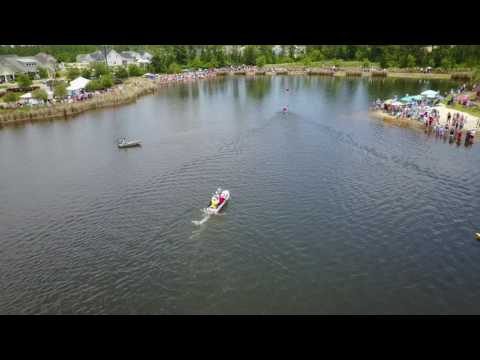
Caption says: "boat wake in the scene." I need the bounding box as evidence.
[192,208,211,226]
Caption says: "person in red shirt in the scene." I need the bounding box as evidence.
[218,194,225,206]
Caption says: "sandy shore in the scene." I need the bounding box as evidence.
[368,110,425,130]
[433,103,479,131]
[369,106,479,132]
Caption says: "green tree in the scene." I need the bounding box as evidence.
[406,54,416,68]
[288,45,296,60]
[243,46,257,65]
[173,46,188,65]
[150,55,166,73]
[32,89,48,102]
[17,74,32,89]
[38,67,49,79]
[54,82,67,98]
[115,66,129,79]
[127,64,144,77]
[81,68,92,79]
[302,56,312,67]
[85,79,101,92]
[310,49,324,62]
[441,57,453,70]
[167,63,182,74]
[100,74,113,89]
[3,92,20,103]
[92,62,108,77]
[188,57,204,70]
[67,67,80,80]
[256,55,267,68]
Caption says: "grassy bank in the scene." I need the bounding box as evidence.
[442,102,480,118]
[387,72,451,79]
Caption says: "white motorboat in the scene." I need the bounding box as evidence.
[117,138,141,148]
[206,188,230,215]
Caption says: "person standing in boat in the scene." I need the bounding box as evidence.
[210,196,219,209]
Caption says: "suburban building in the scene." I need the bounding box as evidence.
[76,50,106,64]
[106,49,124,66]
[34,53,58,76]
[0,55,39,83]
[76,49,153,67]
[119,51,138,65]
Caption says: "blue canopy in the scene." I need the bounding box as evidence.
[400,96,413,103]
[411,95,423,101]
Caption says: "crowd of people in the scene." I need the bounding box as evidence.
[155,69,217,84]
[372,96,440,123]
[372,84,478,145]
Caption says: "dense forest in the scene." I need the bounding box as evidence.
[1,45,480,72]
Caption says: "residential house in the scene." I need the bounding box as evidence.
[76,50,106,64]
[76,49,152,67]
[138,51,152,62]
[0,55,39,83]
[106,49,124,66]
[120,51,152,66]
[119,51,138,66]
[34,52,58,76]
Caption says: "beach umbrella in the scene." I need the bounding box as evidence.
[411,95,423,101]
[400,96,413,103]
[421,90,438,98]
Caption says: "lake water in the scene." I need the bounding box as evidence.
[1,76,480,314]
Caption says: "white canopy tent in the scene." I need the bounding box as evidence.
[66,76,90,94]
[20,92,41,105]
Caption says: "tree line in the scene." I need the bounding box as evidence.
[2,45,480,71]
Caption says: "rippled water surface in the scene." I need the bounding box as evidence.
[1,76,480,314]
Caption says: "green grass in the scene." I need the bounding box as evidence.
[446,103,480,118]
[442,99,480,118]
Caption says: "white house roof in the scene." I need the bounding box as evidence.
[67,76,90,91]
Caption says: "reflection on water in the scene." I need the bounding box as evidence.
[0,76,479,315]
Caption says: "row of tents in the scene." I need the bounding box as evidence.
[384,90,440,107]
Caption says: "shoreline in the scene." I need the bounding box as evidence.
[368,110,426,131]
[369,106,479,132]
[0,76,214,128]
[0,69,467,129]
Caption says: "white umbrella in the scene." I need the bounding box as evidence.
[421,90,438,98]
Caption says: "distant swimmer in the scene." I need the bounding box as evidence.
[283,105,288,113]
